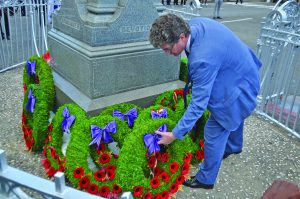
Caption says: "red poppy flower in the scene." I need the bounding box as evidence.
[184,152,193,163]
[195,150,204,161]
[42,159,51,170]
[79,176,90,189]
[113,154,119,159]
[106,165,116,172]
[174,88,184,97]
[169,162,179,173]
[150,177,161,189]
[155,152,162,161]
[112,184,122,194]
[23,84,27,93]
[42,51,51,62]
[181,163,190,175]
[21,112,26,125]
[27,128,32,137]
[87,184,98,195]
[46,167,56,177]
[169,183,179,194]
[133,186,143,197]
[148,156,156,168]
[25,138,34,150]
[154,166,162,176]
[161,153,170,162]
[175,175,185,185]
[73,167,84,179]
[45,136,49,144]
[48,123,53,133]
[48,146,57,159]
[106,169,115,180]
[143,192,152,199]
[99,186,110,197]
[161,190,170,199]
[58,164,64,172]
[159,172,170,183]
[94,170,105,181]
[199,140,204,149]
[154,193,163,199]
[99,153,111,164]
[96,143,106,154]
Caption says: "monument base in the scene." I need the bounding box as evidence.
[54,71,185,116]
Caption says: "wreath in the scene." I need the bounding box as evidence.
[65,114,132,198]
[153,91,208,163]
[41,103,87,177]
[153,89,187,112]
[179,57,188,82]
[115,118,197,198]
[22,55,55,151]
[22,84,50,151]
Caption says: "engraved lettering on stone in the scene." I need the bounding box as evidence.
[120,25,150,33]
[61,18,80,30]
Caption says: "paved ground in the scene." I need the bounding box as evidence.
[1,1,299,199]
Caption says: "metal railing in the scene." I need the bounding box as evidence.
[256,0,300,138]
[0,149,133,199]
[0,0,60,73]
[163,0,202,21]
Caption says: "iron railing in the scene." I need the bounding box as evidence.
[0,0,61,72]
[0,149,133,199]
[256,0,300,138]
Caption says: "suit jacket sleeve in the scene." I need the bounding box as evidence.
[172,60,220,140]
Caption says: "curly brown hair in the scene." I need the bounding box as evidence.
[149,14,191,48]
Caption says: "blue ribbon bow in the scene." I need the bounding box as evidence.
[61,106,76,133]
[89,121,117,148]
[112,108,137,128]
[26,60,36,77]
[26,88,36,113]
[143,124,168,155]
[150,108,168,119]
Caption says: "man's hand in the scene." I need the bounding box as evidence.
[155,131,176,145]
[261,180,300,199]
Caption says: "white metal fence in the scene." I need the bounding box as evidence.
[256,0,300,138]
[0,149,133,199]
[0,0,60,72]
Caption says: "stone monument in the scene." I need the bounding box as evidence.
[48,0,184,115]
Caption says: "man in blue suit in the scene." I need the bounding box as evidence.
[150,14,261,189]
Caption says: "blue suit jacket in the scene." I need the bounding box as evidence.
[173,18,262,140]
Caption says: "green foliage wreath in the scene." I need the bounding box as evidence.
[116,117,197,198]
[42,103,87,177]
[22,55,55,151]
[22,84,50,151]
[65,113,132,197]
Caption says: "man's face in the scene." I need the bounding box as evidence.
[160,33,187,56]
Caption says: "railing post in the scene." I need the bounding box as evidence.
[121,192,134,199]
[0,149,9,197]
[0,149,8,172]
[54,172,65,193]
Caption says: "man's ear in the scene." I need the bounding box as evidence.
[179,33,186,39]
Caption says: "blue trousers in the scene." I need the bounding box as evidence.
[196,115,244,185]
